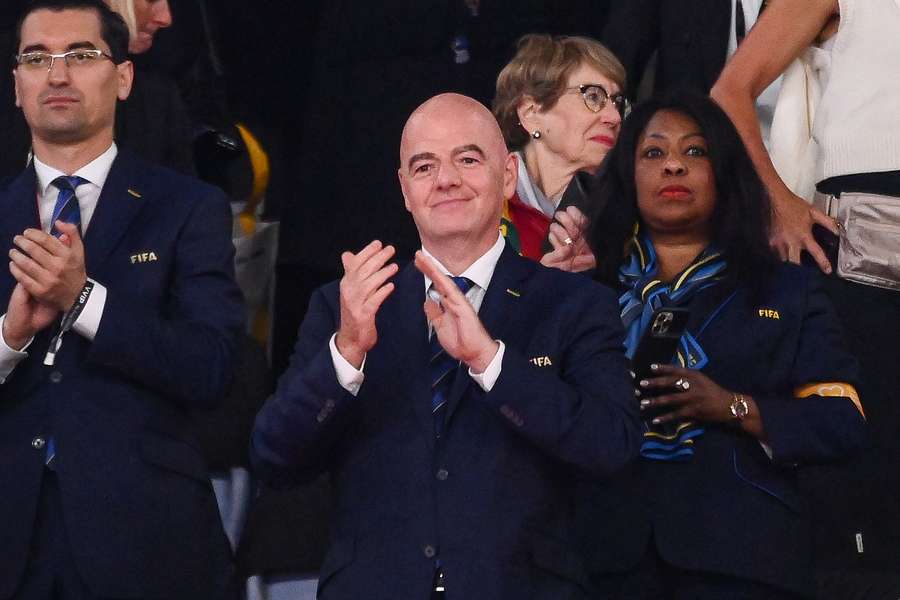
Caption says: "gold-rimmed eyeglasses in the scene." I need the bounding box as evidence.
[564,84,629,117]
[15,49,114,72]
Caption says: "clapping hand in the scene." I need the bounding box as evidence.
[9,221,87,312]
[335,240,398,368]
[414,251,499,373]
[3,223,83,350]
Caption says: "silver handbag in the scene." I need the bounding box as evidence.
[821,192,900,291]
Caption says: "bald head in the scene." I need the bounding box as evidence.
[400,93,508,169]
[397,93,517,264]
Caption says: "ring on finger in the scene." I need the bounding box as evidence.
[563,237,573,246]
[674,377,690,392]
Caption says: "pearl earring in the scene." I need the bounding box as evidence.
[532,130,542,139]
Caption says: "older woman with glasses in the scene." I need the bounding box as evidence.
[492,34,626,272]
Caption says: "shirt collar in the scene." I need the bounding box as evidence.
[514,150,558,217]
[421,233,506,293]
[33,142,118,195]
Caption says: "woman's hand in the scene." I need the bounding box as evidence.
[770,188,838,274]
[540,206,596,273]
[637,364,766,438]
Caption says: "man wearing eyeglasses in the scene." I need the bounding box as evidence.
[0,1,242,598]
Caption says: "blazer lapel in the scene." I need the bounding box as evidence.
[82,152,147,274]
[0,166,42,299]
[442,244,532,427]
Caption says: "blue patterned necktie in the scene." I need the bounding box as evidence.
[429,276,474,438]
[43,177,87,468]
[50,175,88,237]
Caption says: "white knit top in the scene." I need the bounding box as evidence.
[813,0,900,181]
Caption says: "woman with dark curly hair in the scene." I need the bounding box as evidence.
[579,91,867,599]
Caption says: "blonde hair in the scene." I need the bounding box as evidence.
[105,0,138,44]
[493,34,626,150]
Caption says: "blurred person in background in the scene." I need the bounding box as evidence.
[492,33,625,272]
[601,0,781,144]
[579,92,866,599]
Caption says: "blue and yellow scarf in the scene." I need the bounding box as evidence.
[619,234,728,461]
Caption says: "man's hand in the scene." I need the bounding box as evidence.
[2,282,60,350]
[335,240,398,369]
[9,221,87,312]
[540,206,596,273]
[414,251,499,373]
[770,189,838,274]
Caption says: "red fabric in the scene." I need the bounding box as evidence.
[506,192,552,260]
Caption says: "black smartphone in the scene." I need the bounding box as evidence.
[631,308,690,380]
[630,308,690,426]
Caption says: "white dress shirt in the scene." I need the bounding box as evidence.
[0,144,116,383]
[330,234,507,396]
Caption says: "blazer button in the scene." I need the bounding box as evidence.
[422,544,437,558]
[32,436,46,450]
[436,468,449,481]
[49,371,63,383]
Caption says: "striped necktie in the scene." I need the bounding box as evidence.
[44,177,86,468]
[50,175,87,237]
[429,276,474,438]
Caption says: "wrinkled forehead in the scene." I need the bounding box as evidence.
[400,108,505,165]
[18,8,105,53]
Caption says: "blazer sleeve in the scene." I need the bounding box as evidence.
[478,284,642,479]
[85,187,244,408]
[249,284,356,488]
[753,272,867,465]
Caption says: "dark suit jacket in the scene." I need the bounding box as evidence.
[601,0,732,98]
[578,263,867,597]
[250,244,642,600]
[0,150,244,598]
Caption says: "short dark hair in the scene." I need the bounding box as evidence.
[15,0,130,64]
[588,90,776,288]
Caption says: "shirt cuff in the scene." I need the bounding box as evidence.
[0,314,32,384]
[329,333,365,396]
[468,340,504,392]
[72,279,107,341]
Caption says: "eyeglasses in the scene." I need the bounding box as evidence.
[564,84,629,117]
[15,49,114,72]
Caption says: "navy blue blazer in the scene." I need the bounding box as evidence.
[578,263,867,597]
[250,245,642,600]
[0,151,244,598]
